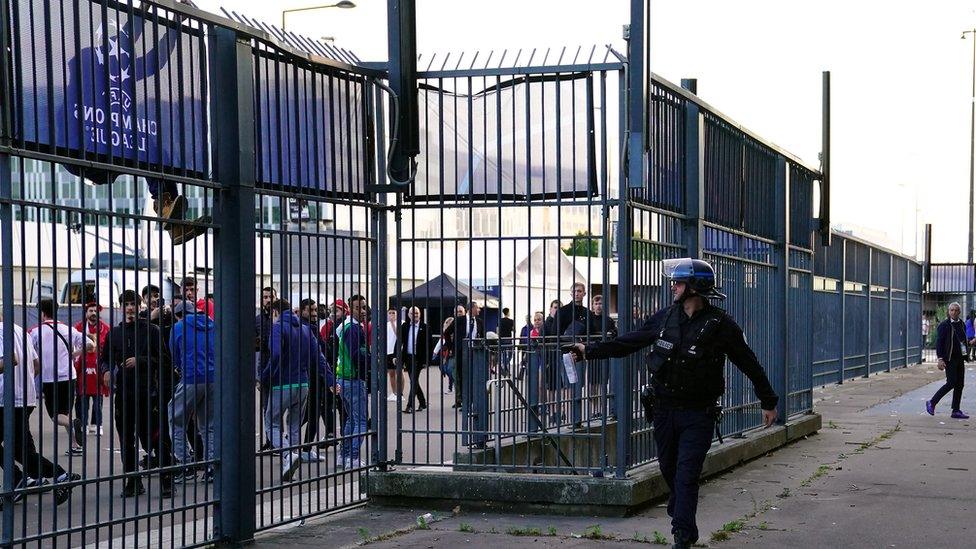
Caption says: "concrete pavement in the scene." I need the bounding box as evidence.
[252,362,975,548]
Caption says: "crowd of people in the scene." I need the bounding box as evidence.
[0,277,627,506]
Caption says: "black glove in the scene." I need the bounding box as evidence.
[561,344,584,361]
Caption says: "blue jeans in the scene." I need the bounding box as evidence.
[266,385,309,459]
[653,407,715,544]
[74,394,103,427]
[168,382,216,463]
[338,378,368,462]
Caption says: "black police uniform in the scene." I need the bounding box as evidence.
[585,302,778,545]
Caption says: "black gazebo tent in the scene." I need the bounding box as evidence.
[389,273,498,332]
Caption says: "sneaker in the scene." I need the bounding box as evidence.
[300,450,325,463]
[951,410,970,419]
[122,478,146,498]
[173,468,196,483]
[97,426,103,436]
[202,468,215,483]
[65,446,84,456]
[53,473,80,506]
[281,452,301,481]
[72,418,85,447]
[387,393,398,402]
[160,477,174,499]
[260,440,275,451]
[926,400,935,416]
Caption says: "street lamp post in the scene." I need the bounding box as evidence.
[281,1,356,32]
[963,29,976,313]
[964,30,976,264]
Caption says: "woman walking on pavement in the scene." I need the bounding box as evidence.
[927,302,972,419]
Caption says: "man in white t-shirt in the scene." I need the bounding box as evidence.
[1,312,77,505]
[29,299,93,455]
[386,308,403,402]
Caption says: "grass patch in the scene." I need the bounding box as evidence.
[801,464,832,487]
[758,521,769,530]
[777,487,791,498]
[358,526,416,545]
[828,420,839,429]
[653,530,669,545]
[357,527,370,542]
[548,526,557,536]
[581,525,614,540]
[721,520,744,533]
[854,423,901,454]
[459,523,475,533]
[711,530,731,542]
[506,526,543,536]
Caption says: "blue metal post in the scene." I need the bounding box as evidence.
[683,102,703,258]
[773,157,789,424]
[210,26,257,545]
[839,239,846,384]
[0,153,14,544]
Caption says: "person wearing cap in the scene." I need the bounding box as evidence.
[74,302,110,436]
[99,290,175,498]
[261,299,335,481]
[570,258,778,549]
[335,295,370,470]
[168,299,217,483]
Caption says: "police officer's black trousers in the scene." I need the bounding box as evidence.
[932,357,966,411]
[653,407,715,544]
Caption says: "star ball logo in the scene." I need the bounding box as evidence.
[94,19,133,110]
[77,18,159,155]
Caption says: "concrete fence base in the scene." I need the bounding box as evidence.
[367,413,822,517]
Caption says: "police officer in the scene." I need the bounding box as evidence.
[571,258,778,549]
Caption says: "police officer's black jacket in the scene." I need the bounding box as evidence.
[584,303,778,411]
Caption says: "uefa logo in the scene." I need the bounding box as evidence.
[93,19,133,111]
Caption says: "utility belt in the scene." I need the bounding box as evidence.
[640,384,725,443]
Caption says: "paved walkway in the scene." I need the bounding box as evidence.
[252,362,975,548]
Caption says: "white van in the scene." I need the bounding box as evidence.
[60,269,182,308]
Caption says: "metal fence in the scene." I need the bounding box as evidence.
[0,0,926,546]
[812,234,923,385]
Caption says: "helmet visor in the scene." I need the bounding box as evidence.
[661,258,694,281]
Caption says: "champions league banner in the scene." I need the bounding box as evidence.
[10,0,208,178]
[253,51,372,197]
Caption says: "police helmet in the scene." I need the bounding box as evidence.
[661,258,726,300]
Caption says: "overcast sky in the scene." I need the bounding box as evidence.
[195,0,976,261]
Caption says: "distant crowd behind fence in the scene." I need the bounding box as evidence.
[0,0,923,547]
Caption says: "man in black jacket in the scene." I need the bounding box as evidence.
[498,308,515,375]
[398,307,432,413]
[100,290,174,498]
[571,259,777,549]
[546,282,593,425]
[927,301,972,418]
[452,302,485,409]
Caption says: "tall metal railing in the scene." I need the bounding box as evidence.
[0,0,926,546]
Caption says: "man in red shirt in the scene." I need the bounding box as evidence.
[74,303,110,436]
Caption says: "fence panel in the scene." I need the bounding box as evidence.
[1,0,222,545]
[391,56,623,476]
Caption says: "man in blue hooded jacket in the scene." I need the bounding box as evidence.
[261,299,336,481]
[168,300,216,482]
